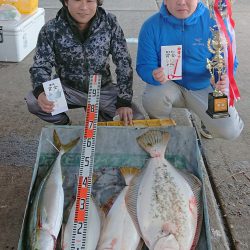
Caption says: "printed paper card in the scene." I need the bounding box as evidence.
[42,78,68,116]
[161,45,182,80]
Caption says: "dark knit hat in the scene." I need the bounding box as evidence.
[60,0,103,6]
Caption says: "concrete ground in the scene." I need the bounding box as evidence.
[0,0,249,249]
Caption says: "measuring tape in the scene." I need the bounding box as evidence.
[70,74,102,249]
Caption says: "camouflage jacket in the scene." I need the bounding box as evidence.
[30,7,133,108]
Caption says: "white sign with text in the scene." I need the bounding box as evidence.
[161,45,182,81]
[43,78,68,116]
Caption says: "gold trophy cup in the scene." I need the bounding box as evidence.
[206,26,230,119]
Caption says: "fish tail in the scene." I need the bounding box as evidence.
[136,130,170,158]
[119,167,141,185]
[53,130,80,154]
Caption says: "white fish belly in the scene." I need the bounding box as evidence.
[137,158,197,250]
[97,187,140,250]
[38,155,64,238]
[39,177,64,238]
[63,197,101,250]
[33,229,55,249]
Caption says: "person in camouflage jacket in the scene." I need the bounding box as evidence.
[26,0,143,125]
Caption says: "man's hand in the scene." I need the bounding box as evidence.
[211,74,227,94]
[37,92,54,113]
[116,107,133,126]
[152,67,167,84]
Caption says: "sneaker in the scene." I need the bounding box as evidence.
[200,122,213,139]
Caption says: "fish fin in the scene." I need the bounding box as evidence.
[62,175,66,184]
[178,170,203,249]
[92,172,99,184]
[125,170,145,237]
[42,207,49,225]
[91,195,105,231]
[37,207,48,231]
[60,223,65,250]
[136,239,145,250]
[53,130,62,151]
[119,167,141,185]
[100,196,115,216]
[178,170,202,208]
[37,208,42,229]
[136,130,170,158]
[191,182,203,250]
[53,130,80,153]
[63,196,76,223]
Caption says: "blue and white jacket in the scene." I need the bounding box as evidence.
[136,1,236,90]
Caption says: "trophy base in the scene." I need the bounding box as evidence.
[206,110,230,119]
[206,92,230,119]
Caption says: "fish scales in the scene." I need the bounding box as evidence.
[152,159,191,241]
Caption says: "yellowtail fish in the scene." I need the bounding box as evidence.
[126,130,202,250]
[97,167,142,250]
[26,130,80,250]
[62,196,102,250]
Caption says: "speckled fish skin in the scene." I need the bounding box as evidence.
[27,131,79,250]
[132,130,198,250]
[97,168,141,250]
[62,196,101,250]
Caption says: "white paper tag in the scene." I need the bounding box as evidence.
[161,45,182,80]
[42,78,68,116]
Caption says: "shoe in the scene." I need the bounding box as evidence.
[65,118,72,125]
[66,119,72,125]
[200,122,213,139]
[54,118,72,125]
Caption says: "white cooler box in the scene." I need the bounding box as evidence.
[0,8,45,62]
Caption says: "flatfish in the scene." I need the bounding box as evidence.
[97,167,142,250]
[126,130,202,250]
[62,196,102,250]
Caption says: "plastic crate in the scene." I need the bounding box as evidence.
[18,126,212,250]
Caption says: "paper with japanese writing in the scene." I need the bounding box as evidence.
[161,45,182,80]
[43,78,68,116]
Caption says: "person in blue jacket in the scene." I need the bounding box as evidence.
[136,0,244,140]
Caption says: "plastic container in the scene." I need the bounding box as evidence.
[0,8,45,62]
[0,0,38,14]
[17,126,212,250]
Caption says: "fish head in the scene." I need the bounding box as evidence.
[153,234,180,250]
[32,229,55,250]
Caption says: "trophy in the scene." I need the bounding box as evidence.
[206,25,230,118]
[205,0,233,119]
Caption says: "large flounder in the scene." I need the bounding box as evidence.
[126,130,202,250]
[97,167,142,250]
